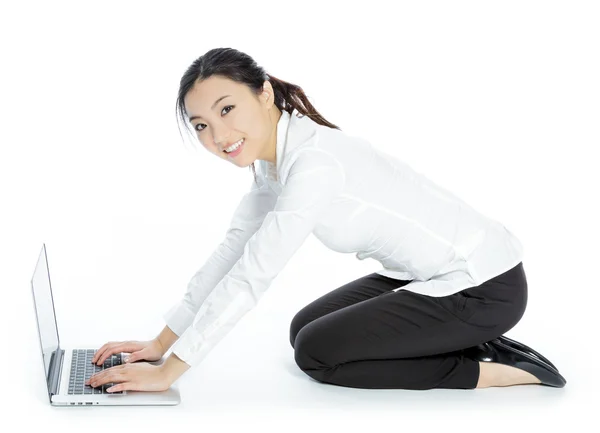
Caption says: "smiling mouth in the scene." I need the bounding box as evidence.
[223,138,245,157]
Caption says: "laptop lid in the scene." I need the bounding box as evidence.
[30,243,65,403]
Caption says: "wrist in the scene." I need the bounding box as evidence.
[156,325,179,354]
[160,352,191,384]
[153,337,167,355]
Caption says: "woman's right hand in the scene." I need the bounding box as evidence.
[91,339,166,366]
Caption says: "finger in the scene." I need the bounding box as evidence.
[87,367,125,387]
[95,343,142,365]
[106,382,129,393]
[91,343,111,364]
[93,343,119,365]
[125,351,141,363]
[86,370,106,386]
[87,363,127,382]
[95,351,111,366]
[96,346,124,366]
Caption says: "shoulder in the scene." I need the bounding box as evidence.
[286,147,345,182]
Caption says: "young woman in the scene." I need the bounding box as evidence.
[88,48,566,393]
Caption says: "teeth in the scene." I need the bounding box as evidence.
[225,138,244,153]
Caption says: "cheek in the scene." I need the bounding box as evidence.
[241,116,265,140]
[202,143,222,156]
[248,126,267,147]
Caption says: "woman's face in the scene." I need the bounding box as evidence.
[184,75,278,167]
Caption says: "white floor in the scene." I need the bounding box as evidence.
[14,251,591,431]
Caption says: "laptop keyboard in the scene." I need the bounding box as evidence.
[68,349,124,394]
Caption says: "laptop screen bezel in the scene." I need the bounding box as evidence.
[30,243,63,402]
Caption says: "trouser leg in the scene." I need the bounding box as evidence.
[289,263,528,390]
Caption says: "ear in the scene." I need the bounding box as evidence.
[261,80,274,106]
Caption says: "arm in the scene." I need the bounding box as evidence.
[154,324,179,353]
[169,150,346,368]
[160,352,191,384]
[162,175,277,337]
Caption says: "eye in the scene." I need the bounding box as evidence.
[194,105,234,132]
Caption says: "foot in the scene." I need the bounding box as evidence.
[476,361,542,388]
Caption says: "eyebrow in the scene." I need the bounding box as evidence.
[188,95,232,122]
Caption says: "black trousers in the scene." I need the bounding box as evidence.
[289,261,528,390]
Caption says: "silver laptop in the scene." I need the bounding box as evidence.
[30,243,181,406]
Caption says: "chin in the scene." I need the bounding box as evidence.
[237,159,255,168]
[229,152,256,168]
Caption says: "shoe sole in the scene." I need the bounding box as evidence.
[497,335,558,371]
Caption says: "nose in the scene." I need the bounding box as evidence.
[213,131,232,148]
[214,140,227,152]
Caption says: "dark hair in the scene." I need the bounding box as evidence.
[175,47,341,185]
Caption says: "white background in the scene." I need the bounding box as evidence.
[1,0,598,430]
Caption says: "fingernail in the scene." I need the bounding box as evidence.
[124,357,130,362]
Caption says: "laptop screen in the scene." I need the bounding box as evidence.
[30,244,60,396]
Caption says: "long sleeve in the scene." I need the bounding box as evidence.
[170,150,346,367]
[163,174,277,337]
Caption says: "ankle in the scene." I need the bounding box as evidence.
[476,362,498,388]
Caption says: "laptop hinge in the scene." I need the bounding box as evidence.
[48,347,65,398]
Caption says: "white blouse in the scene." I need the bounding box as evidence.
[163,108,524,367]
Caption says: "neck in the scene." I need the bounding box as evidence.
[261,107,282,166]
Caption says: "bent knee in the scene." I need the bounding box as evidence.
[289,312,307,349]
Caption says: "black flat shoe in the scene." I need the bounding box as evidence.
[496,334,558,372]
[463,338,567,388]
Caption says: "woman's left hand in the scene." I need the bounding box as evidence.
[86,362,171,393]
